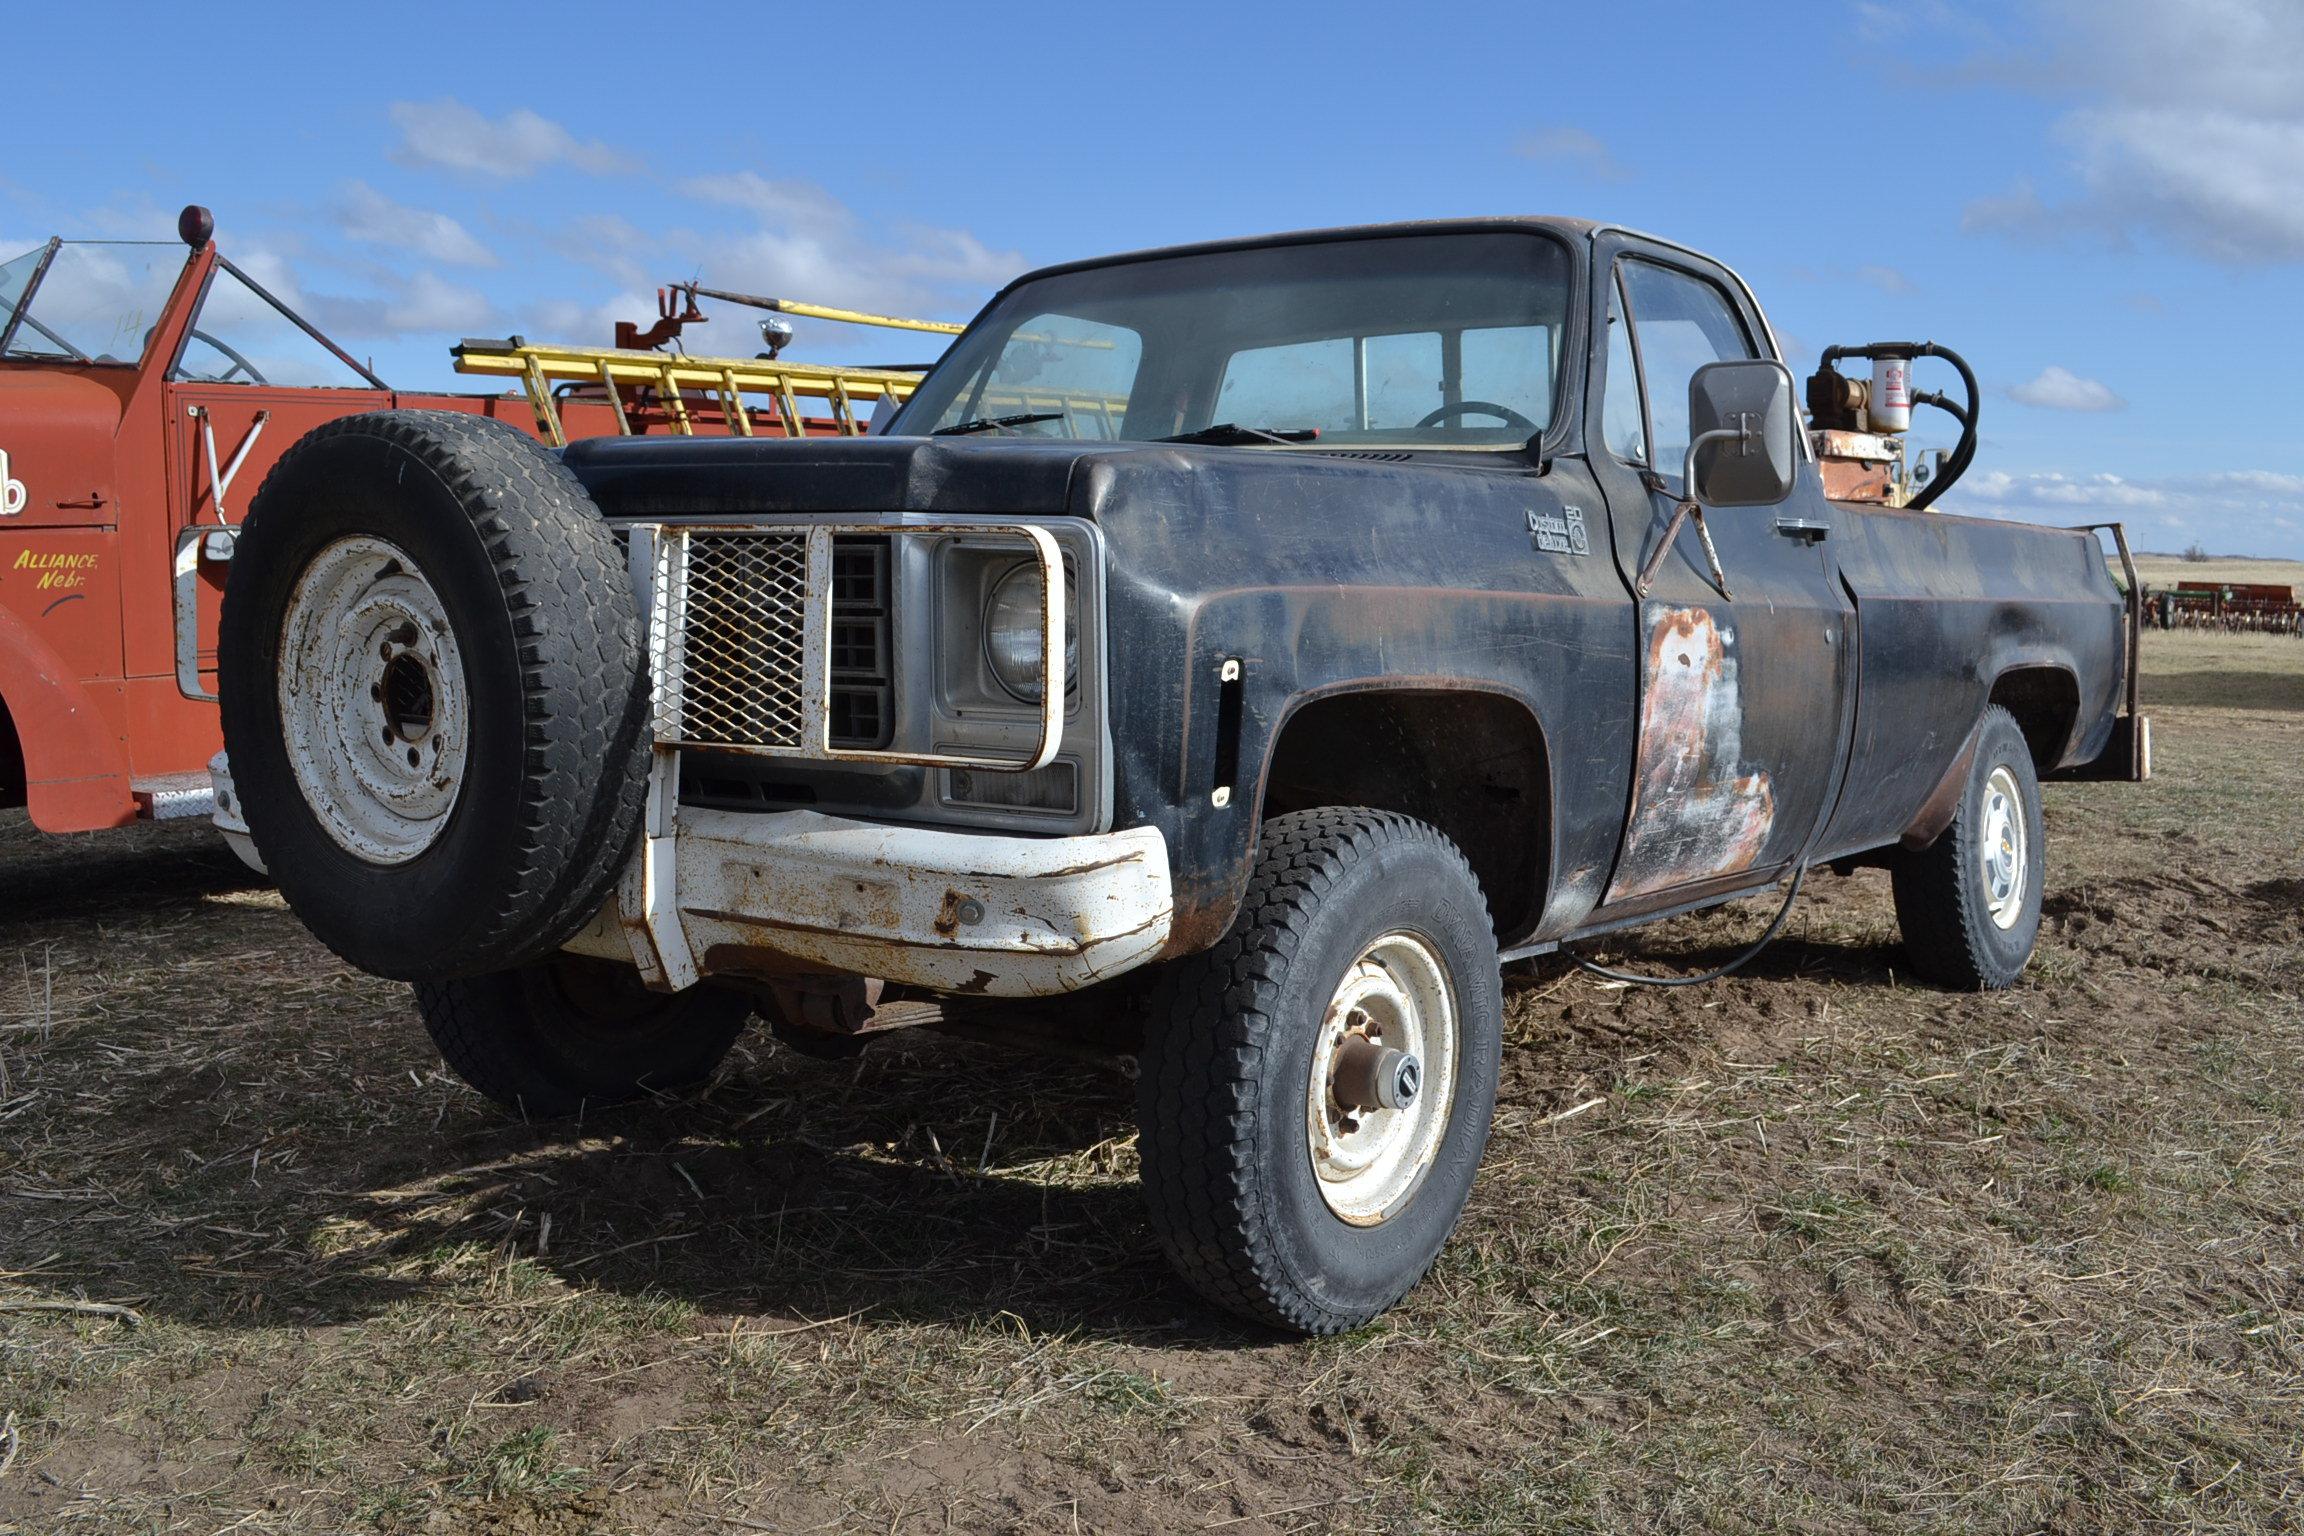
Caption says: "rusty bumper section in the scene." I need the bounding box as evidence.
[562,808,1174,998]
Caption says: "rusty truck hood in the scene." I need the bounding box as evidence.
[561,434,1110,520]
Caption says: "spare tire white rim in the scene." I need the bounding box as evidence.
[1306,931,1459,1227]
[277,535,471,865]
[1979,763,2027,930]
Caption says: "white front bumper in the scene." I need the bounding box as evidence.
[208,753,268,874]
[567,807,1174,998]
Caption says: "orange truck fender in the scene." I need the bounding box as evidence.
[0,601,135,830]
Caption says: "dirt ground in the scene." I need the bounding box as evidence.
[1,629,2298,1534]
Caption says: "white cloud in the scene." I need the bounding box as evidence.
[675,172,852,236]
[388,99,637,179]
[1853,0,1987,45]
[1959,179,2054,240]
[1946,466,2304,559]
[521,175,1024,359]
[1961,0,2304,264]
[385,271,493,334]
[1513,127,1630,182]
[2062,106,2304,264]
[1783,262,1917,297]
[1853,264,1915,295]
[2007,365,2124,412]
[336,181,495,267]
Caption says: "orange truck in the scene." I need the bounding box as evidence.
[0,205,925,834]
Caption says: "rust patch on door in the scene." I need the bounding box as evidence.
[1608,606,1775,901]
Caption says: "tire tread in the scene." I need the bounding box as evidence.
[224,410,647,978]
[1137,807,1490,1333]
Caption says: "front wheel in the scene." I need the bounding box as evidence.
[1137,809,1503,1334]
[416,957,753,1118]
[1891,705,2046,990]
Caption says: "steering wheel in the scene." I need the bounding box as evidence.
[1416,399,1538,433]
[188,328,269,385]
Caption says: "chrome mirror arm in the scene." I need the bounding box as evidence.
[1634,425,1742,602]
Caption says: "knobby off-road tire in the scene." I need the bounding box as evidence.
[218,410,648,981]
[417,958,752,1118]
[1137,809,1504,1334]
[1892,705,2046,990]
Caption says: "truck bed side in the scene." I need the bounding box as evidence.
[1819,505,2126,860]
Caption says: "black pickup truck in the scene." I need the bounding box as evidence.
[214,218,2148,1333]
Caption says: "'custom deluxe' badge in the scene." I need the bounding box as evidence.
[1528,505,1590,556]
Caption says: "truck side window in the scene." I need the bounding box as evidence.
[1620,260,1756,487]
[172,263,375,389]
[1601,275,1647,465]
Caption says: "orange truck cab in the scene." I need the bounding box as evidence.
[0,205,563,833]
[0,205,907,835]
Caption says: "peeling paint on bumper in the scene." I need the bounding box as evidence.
[564,808,1174,998]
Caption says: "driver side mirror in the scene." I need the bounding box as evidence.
[1685,359,1797,507]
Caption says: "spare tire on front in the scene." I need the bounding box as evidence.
[218,410,649,982]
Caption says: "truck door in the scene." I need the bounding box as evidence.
[1583,242,1854,909]
[161,264,389,704]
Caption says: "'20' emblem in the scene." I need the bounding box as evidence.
[0,450,24,517]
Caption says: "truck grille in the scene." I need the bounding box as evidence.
[827,537,893,749]
[653,531,892,753]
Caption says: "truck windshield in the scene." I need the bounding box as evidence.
[0,241,185,366]
[896,231,1572,449]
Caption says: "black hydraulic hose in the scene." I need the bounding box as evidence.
[1912,389,1969,430]
[1818,340,1979,511]
[1563,862,1810,988]
[1911,389,1972,499]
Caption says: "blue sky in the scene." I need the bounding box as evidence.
[7,0,2300,556]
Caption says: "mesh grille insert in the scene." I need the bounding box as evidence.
[658,532,809,749]
[653,531,893,754]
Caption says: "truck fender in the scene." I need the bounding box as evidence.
[1161,675,1559,959]
[1899,711,1985,852]
[0,604,135,831]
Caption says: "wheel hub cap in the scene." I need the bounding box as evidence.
[1306,932,1459,1227]
[277,535,470,865]
[1979,764,2027,929]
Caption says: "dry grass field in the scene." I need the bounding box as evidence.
[2126,554,2304,590]
[1,629,2298,1534]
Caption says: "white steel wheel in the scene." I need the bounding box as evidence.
[1889,705,2044,992]
[275,535,471,865]
[1136,808,1504,1333]
[1978,764,2028,930]
[1305,931,1460,1226]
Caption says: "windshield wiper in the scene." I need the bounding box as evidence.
[932,411,1066,437]
[1154,423,1319,446]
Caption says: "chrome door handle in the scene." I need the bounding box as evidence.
[1774,517,1830,542]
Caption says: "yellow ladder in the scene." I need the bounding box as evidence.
[452,339,926,448]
